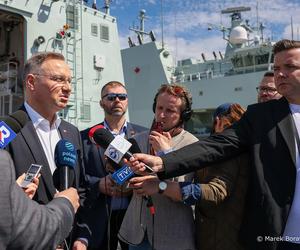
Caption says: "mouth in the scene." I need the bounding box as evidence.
[60,95,69,102]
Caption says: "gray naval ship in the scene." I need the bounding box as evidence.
[0,0,125,130]
[0,1,274,136]
[123,6,275,136]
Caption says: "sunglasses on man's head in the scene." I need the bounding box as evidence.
[102,93,128,101]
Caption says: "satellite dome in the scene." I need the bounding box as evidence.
[229,26,248,44]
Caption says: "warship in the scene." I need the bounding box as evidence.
[0,0,125,130]
[123,6,275,136]
[0,1,275,136]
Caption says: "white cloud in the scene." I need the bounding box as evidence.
[117,0,300,60]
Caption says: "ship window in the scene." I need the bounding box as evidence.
[66,5,79,30]
[255,53,269,65]
[231,56,243,68]
[244,54,253,66]
[91,24,98,36]
[80,103,91,121]
[100,25,109,41]
[270,53,274,63]
[184,110,215,138]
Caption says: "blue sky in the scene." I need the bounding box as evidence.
[90,0,300,61]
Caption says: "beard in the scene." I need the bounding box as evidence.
[105,108,126,117]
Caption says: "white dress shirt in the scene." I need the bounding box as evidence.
[283,104,300,243]
[24,102,61,174]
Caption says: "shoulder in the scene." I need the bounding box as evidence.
[179,130,199,144]
[127,122,148,134]
[60,120,79,133]
[132,130,150,142]
[247,97,288,113]
[171,130,198,150]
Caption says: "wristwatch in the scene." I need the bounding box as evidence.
[158,181,168,194]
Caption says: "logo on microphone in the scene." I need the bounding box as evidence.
[0,121,17,148]
[65,141,74,151]
[108,147,120,161]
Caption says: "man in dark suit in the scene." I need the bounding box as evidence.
[73,81,147,250]
[8,52,86,203]
[0,149,79,250]
[130,39,300,250]
[6,52,87,247]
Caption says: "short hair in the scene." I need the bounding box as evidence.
[154,84,192,112]
[273,39,300,55]
[263,71,274,77]
[23,52,65,80]
[101,81,126,97]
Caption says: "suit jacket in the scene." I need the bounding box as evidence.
[7,106,86,205]
[119,130,198,250]
[160,97,297,250]
[77,122,147,248]
[0,150,75,250]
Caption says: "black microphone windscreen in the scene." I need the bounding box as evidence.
[2,110,28,134]
[52,167,75,191]
[93,128,114,149]
[10,110,28,128]
[3,116,22,133]
[128,137,142,154]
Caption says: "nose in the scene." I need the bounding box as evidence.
[62,83,71,93]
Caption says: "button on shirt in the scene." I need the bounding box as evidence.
[24,102,61,174]
[283,104,300,243]
[104,120,129,210]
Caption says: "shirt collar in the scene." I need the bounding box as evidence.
[289,103,300,114]
[24,101,61,129]
[103,119,127,136]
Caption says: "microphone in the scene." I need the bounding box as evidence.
[90,127,154,173]
[111,138,141,185]
[0,110,28,148]
[53,139,77,191]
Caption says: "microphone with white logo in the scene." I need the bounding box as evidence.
[89,126,154,173]
[53,139,77,191]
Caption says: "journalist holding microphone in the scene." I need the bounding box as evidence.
[0,149,79,249]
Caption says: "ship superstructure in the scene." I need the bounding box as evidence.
[123,6,275,135]
[0,0,125,130]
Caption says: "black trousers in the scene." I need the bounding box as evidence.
[109,209,129,250]
[87,209,128,250]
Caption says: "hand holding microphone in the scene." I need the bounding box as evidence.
[89,126,155,174]
[55,187,80,213]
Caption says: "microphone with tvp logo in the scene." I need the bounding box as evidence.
[53,139,77,191]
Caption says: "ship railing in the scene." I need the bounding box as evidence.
[233,62,271,74]
[181,70,227,82]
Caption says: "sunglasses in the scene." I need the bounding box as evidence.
[102,93,128,101]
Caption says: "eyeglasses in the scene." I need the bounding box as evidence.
[102,93,128,101]
[33,74,72,85]
[256,86,278,94]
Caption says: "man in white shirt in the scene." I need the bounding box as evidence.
[7,52,87,247]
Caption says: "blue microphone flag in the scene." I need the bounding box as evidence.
[0,121,17,149]
[54,139,77,168]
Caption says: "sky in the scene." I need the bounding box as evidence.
[91,0,300,62]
